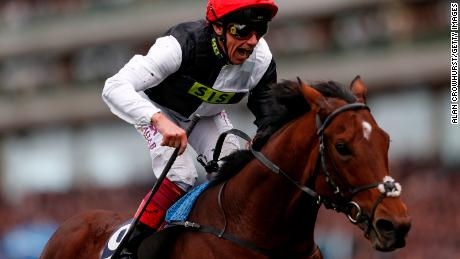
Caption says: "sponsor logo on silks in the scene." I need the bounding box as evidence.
[211,37,223,59]
[188,82,236,104]
[100,219,134,259]
[140,125,158,150]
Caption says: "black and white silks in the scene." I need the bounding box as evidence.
[102,20,276,127]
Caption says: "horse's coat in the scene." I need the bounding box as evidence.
[41,77,411,259]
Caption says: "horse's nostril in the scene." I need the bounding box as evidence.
[376,219,395,233]
[397,222,411,237]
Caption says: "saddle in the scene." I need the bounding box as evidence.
[136,225,185,258]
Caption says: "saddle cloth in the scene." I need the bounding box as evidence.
[100,182,210,259]
[165,182,210,223]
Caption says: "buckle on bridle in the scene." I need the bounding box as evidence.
[347,201,362,224]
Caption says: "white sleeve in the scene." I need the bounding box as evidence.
[102,36,182,125]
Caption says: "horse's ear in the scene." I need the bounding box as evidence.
[350,75,368,103]
[298,78,326,110]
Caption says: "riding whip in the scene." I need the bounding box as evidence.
[112,114,201,258]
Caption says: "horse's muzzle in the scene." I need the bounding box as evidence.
[372,217,411,251]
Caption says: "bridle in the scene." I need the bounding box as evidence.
[248,103,402,229]
[314,103,402,231]
[187,102,402,256]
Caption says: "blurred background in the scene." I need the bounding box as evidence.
[0,0,456,258]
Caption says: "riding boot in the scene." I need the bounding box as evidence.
[124,178,186,256]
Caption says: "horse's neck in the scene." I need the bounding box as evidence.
[225,112,320,250]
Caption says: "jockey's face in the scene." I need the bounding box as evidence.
[213,23,263,65]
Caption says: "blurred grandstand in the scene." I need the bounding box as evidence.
[0,0,456,258]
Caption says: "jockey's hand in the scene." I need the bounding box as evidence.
[151,112,187,155]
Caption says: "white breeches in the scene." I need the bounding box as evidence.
[136,111,240,190]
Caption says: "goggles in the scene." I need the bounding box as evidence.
[227,23,268,40]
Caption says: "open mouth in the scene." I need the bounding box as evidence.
[236,48,253,59]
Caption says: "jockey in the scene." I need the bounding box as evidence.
[102,0,278,254]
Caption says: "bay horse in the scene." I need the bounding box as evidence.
[40,76,411,259]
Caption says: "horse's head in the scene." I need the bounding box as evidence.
[300,76,411,251]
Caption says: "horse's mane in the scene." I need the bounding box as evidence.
[209,80,356,185]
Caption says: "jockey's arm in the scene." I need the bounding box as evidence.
[102,36,182,125]
[102,35,187,153]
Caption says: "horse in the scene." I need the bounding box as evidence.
[40,76,411,259]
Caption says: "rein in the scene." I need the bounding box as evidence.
[184,103,402,256]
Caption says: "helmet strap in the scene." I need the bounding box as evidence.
[221,26,231,64]
[212,22,231,64]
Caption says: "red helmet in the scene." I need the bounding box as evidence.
[206,0,278,23]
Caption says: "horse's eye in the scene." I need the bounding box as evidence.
[335,142,351,156]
